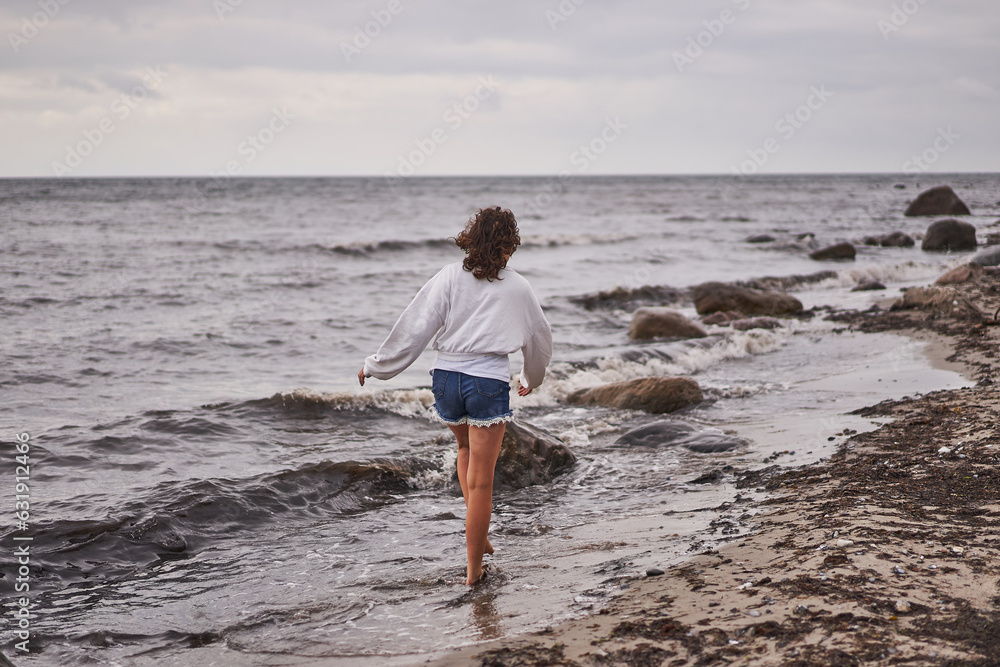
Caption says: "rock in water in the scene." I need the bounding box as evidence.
[935,263,983,285]
[971,246,1000,267]
[613,420,745,453]
[746,234,775,243]
[566,377,703,414]
[851,281,886,292]
[493,420,576,489]
[904,185,971,217]
[879,231,915,247]
[921,219,978,251]
[629,308,707,340]
[809,242,856,261]
[691,282,802,316]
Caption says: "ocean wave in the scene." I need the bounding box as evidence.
[514,327,793,408]
[322,238,454,256]
[789,259,956,291]
[519,232,638,248]
[230,387,436,421]
[9,456,437,589]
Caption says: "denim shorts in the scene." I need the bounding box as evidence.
[430,369,514,428]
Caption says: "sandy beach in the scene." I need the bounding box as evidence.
[427,266,1000,667]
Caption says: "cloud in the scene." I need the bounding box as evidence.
[0,0,997,176]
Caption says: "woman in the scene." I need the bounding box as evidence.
[358,206,552,585]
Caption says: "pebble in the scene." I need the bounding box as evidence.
[938,446,952,454]
[836,539,854,548]
[646,568,665,576]
[950,546,965,555]
[895,599,912,613]
[893,566,906,575]
[748,610,762,617]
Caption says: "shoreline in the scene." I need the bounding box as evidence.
[423,268,1000,666]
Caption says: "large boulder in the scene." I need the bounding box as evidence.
[921,219,978,251]
[890,286,983,321]
[614,420,746,453]
[566,376,703,414]
[629,308,707,340]
[493,420,576,489]
[691,282,802,316]
[810,242,856,261]
[971,246,1000,267]
[904,185,971,217]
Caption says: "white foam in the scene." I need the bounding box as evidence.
[512,327,794,409]
[801,258,965,291]
[274,387,436,420]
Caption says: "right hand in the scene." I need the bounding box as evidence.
[358,368,366,386]
[517,382,531,396]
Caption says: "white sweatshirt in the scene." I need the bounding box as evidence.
[363,262,553,389]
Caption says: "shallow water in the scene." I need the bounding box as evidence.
[1,174,993,664]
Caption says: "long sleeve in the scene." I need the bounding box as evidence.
[519,296,553,390]
[363,273,447,380]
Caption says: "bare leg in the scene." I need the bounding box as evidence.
[462,422,506,585]
[448,424,494,556]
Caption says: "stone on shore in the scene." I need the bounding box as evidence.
[809,242,856,261]
[921,219,978,251]
[904,185,971,217]
[614,420,745,453]
[971,246,1000,267]
[566,376,703,414]
[629,308,707,340]
[935,263,983,285]
[691,282,802,316]
[890,286,984,321]
[493,420,576,489]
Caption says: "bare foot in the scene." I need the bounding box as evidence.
[466,563,489,586]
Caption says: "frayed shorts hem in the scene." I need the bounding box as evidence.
[430,407,514,428]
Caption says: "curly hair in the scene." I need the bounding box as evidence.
[453,207,521,281]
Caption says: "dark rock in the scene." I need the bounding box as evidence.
[862,236,881,246]
[629,308,707,341]
[614,420,745,453]
[570,285,683,311]
[936,263,983,285]
[646,568,665,576]
[730,317,781,331]
[796,232,815,241]
[894,183,906,189]
[985,233,1000,246]
[921,219,978,251]
[971,246,1000,267]
[904,185,971,217]
[879,231,915,247]
[746,234,775,243]
[700,310,744,325]
[493,420,576,489]
[809,242,856,261]
[691,282,802,317]
[567,377,703,414]
[851,281,886,292]
[689,469,725,484]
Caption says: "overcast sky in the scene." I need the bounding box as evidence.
[1,0,996,178]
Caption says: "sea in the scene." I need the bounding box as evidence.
[2,174,994,666]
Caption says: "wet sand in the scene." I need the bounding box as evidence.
[426,267,1000,666]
